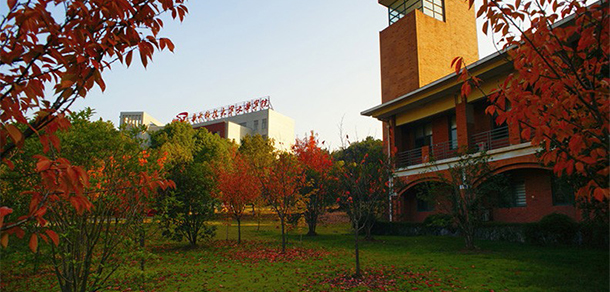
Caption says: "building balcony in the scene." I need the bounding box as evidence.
[396,139,458,168]
[383,0,445,25]
[395,126,517,171]
[469,126,510,152]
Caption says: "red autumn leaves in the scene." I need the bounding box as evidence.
[457,0,608,202]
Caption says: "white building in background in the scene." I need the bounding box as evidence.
[119,111,165,145]
[190,97,295,152]
[119,97,295,152]
[119,111,163,131]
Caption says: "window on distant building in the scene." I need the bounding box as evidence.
[262,118,268,130]
[414,122,432,148]
[449,115,457,149]
[253,120,259,131]
[239,122,246,127]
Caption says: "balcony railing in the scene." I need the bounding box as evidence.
[470,126,510,152]
[395,127,513,169]
[397,147,422,168]
[388,0,445,25]
[431,139,458,161]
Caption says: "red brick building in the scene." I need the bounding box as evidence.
[362,0,579,223]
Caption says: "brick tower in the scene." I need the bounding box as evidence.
[378,0,479,103]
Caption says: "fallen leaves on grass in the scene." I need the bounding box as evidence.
[213,240,331,263]
[304,266,463,291]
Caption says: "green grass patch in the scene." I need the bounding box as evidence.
[1,218,607,291]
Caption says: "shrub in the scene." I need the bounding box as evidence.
[370,221,424,236]
[580,221,610,248]
[525,213,578,245]
[423,213,453,229]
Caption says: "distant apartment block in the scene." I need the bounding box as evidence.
[119,111,164,131]
[190,97,295,152]
[120,97,295,152]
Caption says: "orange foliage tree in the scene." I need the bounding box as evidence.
[263,152,305,253]
[0,0,187,244]
[1,111,173,291]
[214,150,261,244]
[456,0,608,217]
[293,131,333,236]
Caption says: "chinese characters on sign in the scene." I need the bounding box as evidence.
[174,96,273,124]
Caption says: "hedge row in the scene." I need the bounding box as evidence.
[371,213,608,248]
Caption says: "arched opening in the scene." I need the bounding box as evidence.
[396,180,452,222]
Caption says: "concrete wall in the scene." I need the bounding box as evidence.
[268,109,295,152]
[226,121,252,145]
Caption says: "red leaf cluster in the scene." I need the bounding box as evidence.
[0,0,185,249]
[459,1,608,203]
[214,151,261,220]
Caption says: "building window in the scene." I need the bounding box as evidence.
[414,122,432,148]
[449,115,458,149]
[388,0,444,25]
[262,118,268,130]
[417,198,434,212]
[422,0,444,21]
[239,122,247,127]
[253,120,259,131]
[509,180,527,207]
[552,175,575,206]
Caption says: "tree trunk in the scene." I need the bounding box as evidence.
[256,208,261,231]
[280,216,286,253]
[364,220,374,241]
[237,216,241,244]
[463,224,476,250]
[139,226,145,271]
[354,225,361,278]
[306,219,317,236]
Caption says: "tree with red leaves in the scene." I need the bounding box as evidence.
[334,137,393,278]
[263,152,305,253]
[456,0,608,220]
[293,131,333,236]
[214,150,261,244]
[1,109,173,291]
[0,0,186,246]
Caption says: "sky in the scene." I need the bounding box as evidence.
[6,1,500,150]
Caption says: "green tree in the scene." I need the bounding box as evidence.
[151,122,231,246]
[238,134,276,230]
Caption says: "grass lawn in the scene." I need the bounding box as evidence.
[1,217,608,291]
